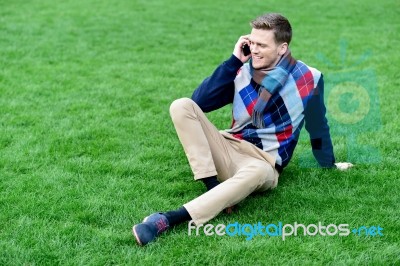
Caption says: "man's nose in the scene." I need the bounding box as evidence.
[251,44,258,54]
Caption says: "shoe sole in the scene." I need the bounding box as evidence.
[132,225,143,246]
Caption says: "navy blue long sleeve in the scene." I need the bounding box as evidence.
[191,55,243,112]
[304,75,336,167]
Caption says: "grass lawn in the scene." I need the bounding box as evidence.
[1,0,399,265]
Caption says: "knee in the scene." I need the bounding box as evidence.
[169,97,195,120]
[169,97,194,113]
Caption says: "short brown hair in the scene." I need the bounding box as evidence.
[250,13,292,45]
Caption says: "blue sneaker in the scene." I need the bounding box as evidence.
[132,213,169,246]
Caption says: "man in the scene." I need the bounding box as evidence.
[132,13,353,246]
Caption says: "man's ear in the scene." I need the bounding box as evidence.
[278,42,288,56]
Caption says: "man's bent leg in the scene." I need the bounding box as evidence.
[184,158,279,225]
[170,98,235,180]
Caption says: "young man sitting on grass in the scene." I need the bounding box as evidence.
[132,13,353,246]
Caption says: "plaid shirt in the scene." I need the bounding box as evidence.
[192,55,335,171]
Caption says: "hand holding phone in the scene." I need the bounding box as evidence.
[233,35,251,63]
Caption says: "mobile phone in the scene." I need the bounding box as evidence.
[242,44,251,56]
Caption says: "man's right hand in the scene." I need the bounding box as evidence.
[233,35,252,63]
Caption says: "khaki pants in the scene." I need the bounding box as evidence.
[170,98,279,225]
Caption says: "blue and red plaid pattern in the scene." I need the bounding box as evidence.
[192,54,335,170]
[228,60,322,168]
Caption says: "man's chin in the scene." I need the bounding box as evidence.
[251,61,267,70]
[252,65,266,70]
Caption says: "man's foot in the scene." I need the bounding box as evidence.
[132,213,169,246]
[224,205,236,214]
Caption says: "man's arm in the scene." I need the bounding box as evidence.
[304,74,336,168]
[192,35,252,112]
[191,55,243,112]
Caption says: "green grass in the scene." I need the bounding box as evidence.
[1,0,399,265]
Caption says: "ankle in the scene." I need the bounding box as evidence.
[201,175,220,191]
[164,207,191,227]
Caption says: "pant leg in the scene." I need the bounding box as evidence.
[184,156,279,225]
[170,97,279,225]
[169,98,237,180]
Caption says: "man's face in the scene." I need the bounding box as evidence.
[249,28,285,70]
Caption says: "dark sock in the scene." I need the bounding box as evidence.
[201,175,220,191]
[164,207,191,227]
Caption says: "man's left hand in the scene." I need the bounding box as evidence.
[335,162,354,170]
